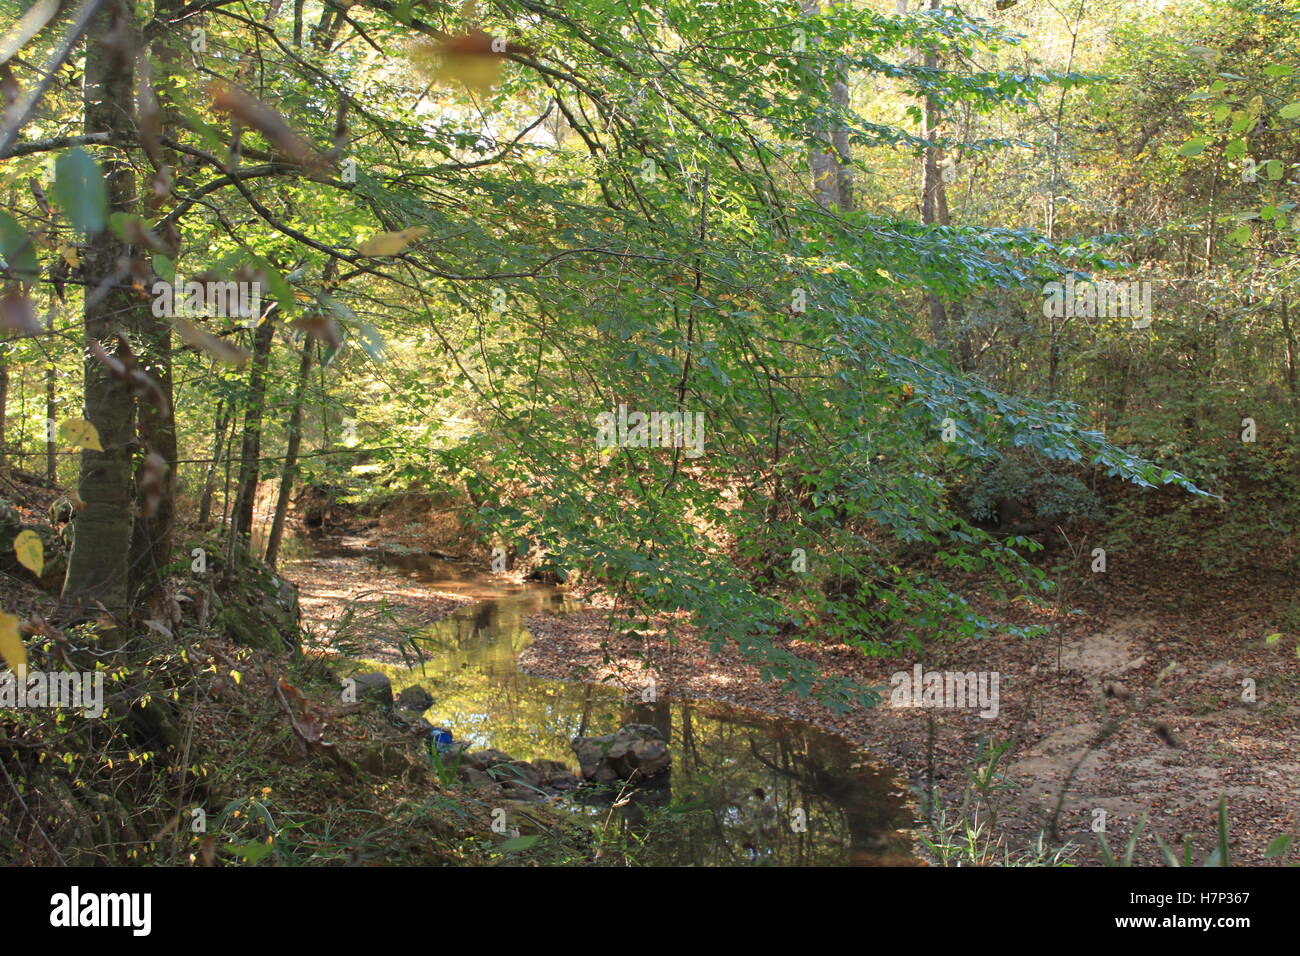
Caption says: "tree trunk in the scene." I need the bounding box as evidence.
[62,0,139,615]
[264,338,314,569]
[230,311,277,544]
[44,304,56,484]
[921,0,949,343]
[802,0,853,212]
[0,348,8,469]
[197,395,230,527]
[128,0,184,596]
[1282,293,1299,416]
[918,0,972,371]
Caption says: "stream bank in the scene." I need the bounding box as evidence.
[288,535,920,866]
[287,523,1299,867]
[519,579,1300,866]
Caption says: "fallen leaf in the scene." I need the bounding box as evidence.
[13,529,43,576]
[0,611,25,678]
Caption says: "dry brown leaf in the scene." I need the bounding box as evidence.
[139,451,169,518]
[0,291,41,333]
[210,82,331,173]
[175,317,250,366]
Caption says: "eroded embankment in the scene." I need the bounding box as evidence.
[518,579,1300,866]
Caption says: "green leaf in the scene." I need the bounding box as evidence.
[153,254,175,283]
[0,210,39,282]
[1279,102,1300,120]
[232,838,275,864]
[1178,138,1208,157]
[1264,834,1293,858]
[51,147,108,233]
[499,834,540,852]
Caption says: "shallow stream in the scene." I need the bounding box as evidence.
[327,545,917,865]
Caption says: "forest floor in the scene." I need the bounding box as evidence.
[4,467,1294,867]
[0,476,559,866]
[287,508,1299,866]
[518,565,1300,865]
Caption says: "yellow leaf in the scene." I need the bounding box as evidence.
[58,244,80,269]
[357,226,428,257]
[13,529,43,577]
[58,418,104,451]
[0,611,25,678]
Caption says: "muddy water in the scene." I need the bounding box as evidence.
[340,546,917,866]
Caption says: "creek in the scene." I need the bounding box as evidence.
[317,543,917,866]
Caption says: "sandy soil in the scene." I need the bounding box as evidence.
[518,573,1300,866]
[280,521,1298,866]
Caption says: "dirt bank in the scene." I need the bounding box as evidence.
[518,571,1300,866]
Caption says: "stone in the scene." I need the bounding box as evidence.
[456,765,500,792]
[572,724,671,783]
[501,780,547,801]
[360,742,410,775]
[467,748,515,772]
[398,716,435,737]
[498,760,542,788]
[396,684,434,713]
[533,758,574,781]
[533,758,581,790]
[350,672,393,708]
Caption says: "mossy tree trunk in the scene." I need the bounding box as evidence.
[61,0,140,615]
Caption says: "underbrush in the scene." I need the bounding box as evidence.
[0,472,506,865]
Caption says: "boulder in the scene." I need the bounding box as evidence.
[534,758,581,790]
[501,780,547,801]
[349,672,393,708]
[572,724,671,783]
[456,765,501,792]
[208,543,302,654]
[396,715,435,737]
[396,684,434,713]
[466,748,515,772]
[499,760,542,788]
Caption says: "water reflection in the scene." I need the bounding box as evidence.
[357,549,918,866]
